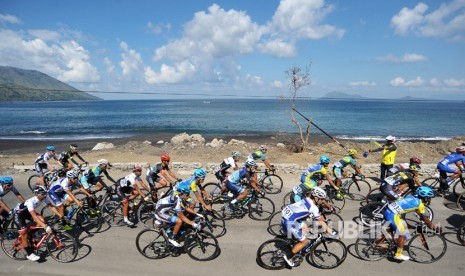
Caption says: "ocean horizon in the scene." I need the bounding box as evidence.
[0,99,463,142]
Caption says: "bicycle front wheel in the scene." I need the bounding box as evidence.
[135,229,170,259]
[268,211,284,236]
[46,231,78,263]
[256,238,288,270]
[453,178,465,198]
[27,175,40,192]
[249,197,275,221]
[328,196,345,213]
[422,177,441,193]
[457,192,465,212]
[365,188,382,205]
[260,174,283,194]
[137,201,155,228]
[1,230,27,260]
[408,231,447,263]
[308,238,347,269]
[403,206,434,228]
[281,191,293,209]
[359,202,385,227]
[354,230,389,261]
[457,221,465,246]
[101,201,125,227]
[346,180,371,201]
[204,210,226,238]
[184,231,220,261]
[76,208,102,233]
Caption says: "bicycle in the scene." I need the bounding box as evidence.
[219,188,275,221]
[282,185,345,213]
[0,212,17,234]
[422,172,465,197]
[268,206,344,237]
[457,221,465,246]
[256,233,347,269]
[135,218,220,261]
[257,168,283,194]
[355,224,447,263]
[336,174,371,201]
[457,191,465,211]
[27,168,64,192]
[1,225,78,263]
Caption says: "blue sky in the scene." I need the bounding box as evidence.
[1,0,464,100]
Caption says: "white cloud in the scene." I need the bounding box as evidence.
[104,57,115,74]
[349,81,376,86]
[146,21,171,35]
[28,29,60,41]
[444,78,465,86]
[271,80,284,88]
[119,42,143,76]
[390,76,424,87]
[144,61,196,84]
[376,53,427,63]
[430,78,440,86]
[0,14,21,24]
[390,77,405,86]
[391,0,465,40]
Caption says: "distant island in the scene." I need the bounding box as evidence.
[0,66,101,101]
[319,91,440,101]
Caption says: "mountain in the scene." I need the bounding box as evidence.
[0,66,101,101]
[320,91,366,99]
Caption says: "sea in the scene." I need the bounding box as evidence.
[0,99,464,142]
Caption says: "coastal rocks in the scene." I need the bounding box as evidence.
[170,133,206,148]
[276,143,286,148]
[92,142,115,151]
[228,139,247,145]
[206,138,225,148]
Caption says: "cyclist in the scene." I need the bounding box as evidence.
[248,144,274,171]
[281,187,338,267]
[289,173,324,203]
[380,164,422,201]
[48,170,84,231]
[382,186,439,261]
[80,159,116,196]
[301,155,339,196]
[175,168,212,211]
[13,186,53,261]
[436,146,465,194]
[225,160,262,211]
[214,151,242,184]
[332,149,364,192]
[387,156,422,177]
[146,154,180,190]
[34,145,64,186]
[116,164,150,226]
[59,143,89,171]
[153,186,204,247]
[0,176,26,222]
[368,135,397,180]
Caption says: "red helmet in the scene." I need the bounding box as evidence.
[161,154,170,161]
[134,164,143,171]
[409,157,422,165]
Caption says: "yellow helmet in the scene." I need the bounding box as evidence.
[347,149,358,156]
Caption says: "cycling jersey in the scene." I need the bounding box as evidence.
[146,163,169,186]
[34,152,57,175]
[80,166,108,189]
[48,177,73,206]
[226,167,254,195]
[437,152,465,174]
[154,194,190,224]
[301,164,327,184]
[215,157,237,181]
[0,184,20,198]
[175,177,200,194]
[333,156,356,179]
[14,196,51,230]
[384,195,426,233]
[248,150,265,161]
[380,171,416,201]
[291,180,317,203]
[58,150,79,164]
[281,198,320,241]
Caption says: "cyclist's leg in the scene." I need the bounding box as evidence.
[333,168,343,189]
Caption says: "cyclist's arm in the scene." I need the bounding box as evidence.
[263,159,272,171]
[351,164,362,175]
[103,171,117,183]
[194,190,211,211]
[137,179,150,192]
[65,190,83,207]
[325,173,338,190]
[16,193,26,203]
[415,209,435,229]
[315,216,334,235]
[177,210,195,226]
[29,210,47,228]
[79,187,94,198]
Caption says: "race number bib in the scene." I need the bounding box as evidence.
[282,207,294,220]
[385,177,396,186]
[292,185,303,194]
[389,202,403,213]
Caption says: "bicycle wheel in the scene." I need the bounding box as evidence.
[184,231,220,261]
[457,221,465,246]
[268,211,284,236]
[1,230,27,260]
[346,180,371,201]
[359,202,386,227]
[260,174,283,194]
[403,206,434,228]
[135,228,170,259]
[256,238,288,270]
[249,196,275,221]
[407,231,447,263]
[308,238,347,269]
[76,208,102,233]
[281,191,293,209]
[365,188,383,204]
[328,196,345,213]
[354,230,389,261]
[203,182,224,203]
[453,178,465,198]
[422,177,441,193]
[322,213,344,233]
[203,210,226,238]
[27,174,41,192]
[39,205,61,231]
[137,201,155,228]
[46,231,78,263]
[101,201,125,227]
[457,192,465,211]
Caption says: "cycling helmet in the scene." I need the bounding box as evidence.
[246,160,257,167]
[0,176,13,185]
[347,149,358,156]
[260,145,268,152]
[320,155,330,164]
[416,186,435,199]
[409,156,422,165]
[46,145,55,151]
[134,164,143,171]
[456,146,465,154]
[311,187,327,199]
[409,164,421,172]
[232,151,241,158]
[66,170,78,179]
[97,159,109,166]
[161,154,170,161]
[70,144,78,150]
[34,185,48,195]
[385,135,396,142]
[194,168,207,179]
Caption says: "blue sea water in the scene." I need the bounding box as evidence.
[0,99,463,141]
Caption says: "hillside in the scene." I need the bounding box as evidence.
[320,91,366,99]
[0,66,101,101]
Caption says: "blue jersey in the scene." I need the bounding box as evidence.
[437,152,465,167]
[281,197,320,222]
[227,167,252,184]
[175,177,201,193]
[387,194,426,215]
[333,156,356,169]
[0,184,20,198]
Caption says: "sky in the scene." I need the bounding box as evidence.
[1,0,464,100]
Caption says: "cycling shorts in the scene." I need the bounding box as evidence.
[281,218,305,241]
[116,186,134,198]
[226,180,245,195]
[49,191,68,207]
[384,209,406,234]
[34,163,48,176]
[15,210,32,230]
[437,163,458,174]
[154,212,177,225]
[333,167,344,179]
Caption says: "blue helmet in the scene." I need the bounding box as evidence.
[0,176,13,185]
[194,168,206,179]
[46,145,55,151]
[320,155,330,164]
[177,186,190,195]
[416,186,435,199]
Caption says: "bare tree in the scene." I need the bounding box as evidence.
[285,63,312,152]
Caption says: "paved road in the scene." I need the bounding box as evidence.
[1,171,464,276]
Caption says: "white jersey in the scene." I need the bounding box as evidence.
[281,197,320,221]
[49,177,71,194]
[14,196,51,213]
[119,172,142,188]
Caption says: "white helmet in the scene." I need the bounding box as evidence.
[232,151,241,158]
[385,135,396,142]
[66,170,78,179]
[98,159,109,165]
[311,187,327,199]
